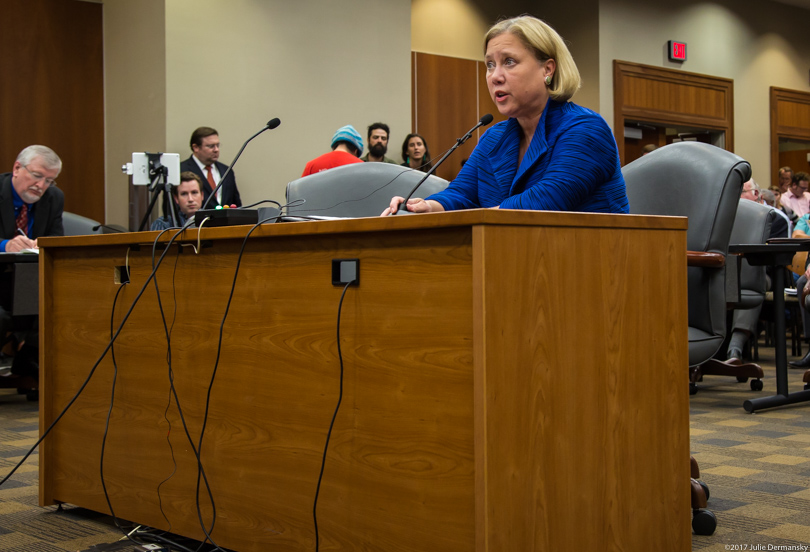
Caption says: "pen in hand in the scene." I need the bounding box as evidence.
[12,228,36,251]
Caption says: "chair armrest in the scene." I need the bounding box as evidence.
[686,251,739,306]
[687,251,725,268]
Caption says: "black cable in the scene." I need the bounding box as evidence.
[155,382,179,534]
[313,280,354,552]
[99,282,139,544]
[149,210,286,552]
[1,210,288,547]
[238,199,283,210]
[155,246,184,533]
[190,213,285,551]
[0,223,193,488]
[149,231,223,552]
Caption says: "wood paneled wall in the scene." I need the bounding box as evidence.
[613,61,734,165]
[0,0,104,222]
[771,88,810,186]
[411,52,506,182]
[779,149,810,177]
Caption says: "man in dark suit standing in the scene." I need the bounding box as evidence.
[0,145,65,375]
[179,126,242,208]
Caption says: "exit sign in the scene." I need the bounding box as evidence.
[668,40,687,62]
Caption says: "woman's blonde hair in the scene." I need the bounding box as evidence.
[484,15,581,102]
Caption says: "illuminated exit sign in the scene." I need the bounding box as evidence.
[668,40,687,62]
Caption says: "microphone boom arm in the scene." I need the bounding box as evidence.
[201,118,281,210]
[395,114,493,214]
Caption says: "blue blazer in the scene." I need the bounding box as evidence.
[427,100,629,214]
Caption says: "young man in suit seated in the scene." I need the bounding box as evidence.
[151,172,205,230]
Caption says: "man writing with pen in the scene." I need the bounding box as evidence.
[0,145,64,252]
[0,145,64,377]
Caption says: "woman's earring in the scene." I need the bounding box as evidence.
[545,74,552,86]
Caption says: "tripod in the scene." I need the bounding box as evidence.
[137,154,178,231]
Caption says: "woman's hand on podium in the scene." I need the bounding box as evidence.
[381,196,442,216]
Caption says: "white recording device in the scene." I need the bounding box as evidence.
[121,152,181,185]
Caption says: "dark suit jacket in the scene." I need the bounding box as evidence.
[0,172,64,240]
[770,209,788,239]
[180,156,241,208]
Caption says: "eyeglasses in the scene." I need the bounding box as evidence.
[744,187,760,196]
[22,165,57,188]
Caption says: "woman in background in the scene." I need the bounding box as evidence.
[401,133,432,173]
[383,15,628,215]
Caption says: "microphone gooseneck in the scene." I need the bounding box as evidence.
[392,114,494,215]
[200,118,282,211]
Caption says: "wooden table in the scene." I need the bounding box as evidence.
[38,210,690,552]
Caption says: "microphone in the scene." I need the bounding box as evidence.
[196,118,281,226]
[392,114,493,215]
[201,118,281,210]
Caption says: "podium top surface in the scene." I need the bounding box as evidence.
[38,209,686,250]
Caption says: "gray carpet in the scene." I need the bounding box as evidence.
[690,345,810,551]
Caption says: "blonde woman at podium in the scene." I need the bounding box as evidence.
[383,15,628,216]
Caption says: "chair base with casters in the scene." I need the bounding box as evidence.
[689,358,764,395]
[690,456,716,535]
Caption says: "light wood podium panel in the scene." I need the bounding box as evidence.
[39,210,690,552]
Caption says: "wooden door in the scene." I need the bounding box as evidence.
[411,52,507,182]
[613,61,734,165]
[0,0,104,222]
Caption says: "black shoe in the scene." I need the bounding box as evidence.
[10,344,38,377]
[788,351,810,369]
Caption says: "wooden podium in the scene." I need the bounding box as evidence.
[39,210,690,552]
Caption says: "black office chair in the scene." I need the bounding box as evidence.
[285,162,449,218]
[62,211,102,235]
[623,141,751,536]
[691,199,774,392]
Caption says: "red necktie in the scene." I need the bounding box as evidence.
[206,166,217,201]
[16,204,28,236]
